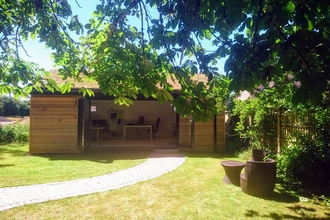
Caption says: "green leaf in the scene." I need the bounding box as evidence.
[205,30,212,40]
[199,30,205,40]
[30,31,37,40]
[60,82,73,94]
[23,85,33,94]
[33,85,43,93]
[155,89,174,103]
[0,84,11,95]
[47,78,57,88]
[150,0,158,7]
[286,1,295,13]
[86,89,94,97]
[163,90,174,101]
[191,65,198,74]
[96,4,103,12]
[87,29,95,34]
[114,96,134,106]
[85,23,91,29]
[45,83,55,93]
[292,87,307,105]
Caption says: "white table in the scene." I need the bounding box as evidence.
[91,126,106,140]
[124,125,152,140]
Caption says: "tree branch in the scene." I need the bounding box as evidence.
[138,1,145,57]
[180,0,200,65]
[158,0,189,90]
[46,0,77,44]
[193,32,205,72]
[246,0,262,68]
[141,1,152,41]
[75,0,82,8]
[259,0,313,76]
[108,0,141,38]
[196,16,230,46]
[159,1,176,67]
[15,23,21,60]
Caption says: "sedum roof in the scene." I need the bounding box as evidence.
[46,69,209,91]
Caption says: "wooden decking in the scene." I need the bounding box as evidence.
[89,137,177,149]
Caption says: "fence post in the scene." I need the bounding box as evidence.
[277,108,281,154]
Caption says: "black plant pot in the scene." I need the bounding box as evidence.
[252,149,265,161]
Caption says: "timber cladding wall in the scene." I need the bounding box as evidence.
[194,119,214,151]
[178,116,191,147]
[178,113,226,152]
[29,95,81,154]
[216,113,225,152]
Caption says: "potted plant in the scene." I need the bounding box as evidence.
[248,135,265,161]
[252,148,265,161]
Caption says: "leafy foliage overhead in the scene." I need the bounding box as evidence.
[1,0,329,120]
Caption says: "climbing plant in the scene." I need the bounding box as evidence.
[231,74,306,150]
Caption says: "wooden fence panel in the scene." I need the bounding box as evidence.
[264,111,321,152]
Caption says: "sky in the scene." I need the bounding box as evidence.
[20,0,93,70]
[20,0,226,74]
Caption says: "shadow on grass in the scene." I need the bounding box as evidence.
[181,150,237,160]
[241,183,299,203]
[243,184,330,219]
[37,148,153,164]
[269,191,299,203]
[0,164,15,168]
[261,184,300,203]
[0,143,28,157]
[35,148,234,164]
[245,209,330,220]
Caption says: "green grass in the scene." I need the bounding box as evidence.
[1,145,329,219]
[0,144,149,187]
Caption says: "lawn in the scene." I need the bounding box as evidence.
[0,144,149,187]
[0,144,329,219]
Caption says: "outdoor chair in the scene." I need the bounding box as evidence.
[138,116,144,125]
[148,117,160,138]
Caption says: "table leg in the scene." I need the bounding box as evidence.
[124,126,126,140]
[96,129,99,141]
[150,125,152,140]
[222,166,245,186]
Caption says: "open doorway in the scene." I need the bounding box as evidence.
[87,100,177,148]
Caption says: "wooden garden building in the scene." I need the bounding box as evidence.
[29,70,226,154]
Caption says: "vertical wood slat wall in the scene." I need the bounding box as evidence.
[178,113,226,152]
[194,119,214,151]
[178,115,191,147]
[216,113,226,152]
[29,95,81,154]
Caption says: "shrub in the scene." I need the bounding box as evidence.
[277,133,330,195]
[0,124,29,143]
[225,134,249,154]
[0,96,30,117]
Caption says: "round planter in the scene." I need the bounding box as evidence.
[240,159,276,197]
